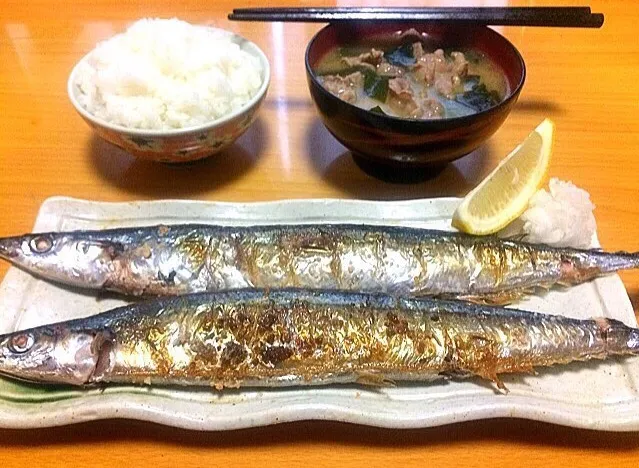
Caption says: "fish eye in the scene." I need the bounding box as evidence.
[8,333,34,354]
[29,235,52,253]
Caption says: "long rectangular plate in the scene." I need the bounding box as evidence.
[0,196,638,431]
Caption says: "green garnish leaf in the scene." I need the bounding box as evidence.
[369,105,388,115]
[456,83,501,112]
[363,70,389,102]
[463,74,481,90]
[386,43,416,67]
[317,65,366,78]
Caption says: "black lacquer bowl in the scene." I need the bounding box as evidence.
[305,22,526,171]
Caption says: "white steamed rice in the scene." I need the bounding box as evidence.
[502,178,597,248]
[74,18,264,130]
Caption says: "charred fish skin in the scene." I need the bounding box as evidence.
[1,224,638,300]
[0,289,637,389]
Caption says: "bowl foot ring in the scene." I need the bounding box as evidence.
[352,153,448,184]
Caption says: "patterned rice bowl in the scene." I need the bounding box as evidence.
[67,31,270,164]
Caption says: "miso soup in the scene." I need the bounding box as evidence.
[314,29,509,120]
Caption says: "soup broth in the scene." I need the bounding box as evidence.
[314,31,509,120]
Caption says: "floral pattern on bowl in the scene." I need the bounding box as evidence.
[78,99,264,163]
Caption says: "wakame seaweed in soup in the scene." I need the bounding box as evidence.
[315,29,509,120]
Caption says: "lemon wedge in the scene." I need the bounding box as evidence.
[452,118,554,235]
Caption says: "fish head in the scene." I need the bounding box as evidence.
[0,233,120,289]
[0,325,114,386]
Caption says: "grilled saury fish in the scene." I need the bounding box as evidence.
[1,224,638,303]
[0,289,637,389]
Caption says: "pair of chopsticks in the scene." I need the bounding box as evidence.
[228,6,604,28]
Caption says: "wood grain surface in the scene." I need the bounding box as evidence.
[1,0,639,466]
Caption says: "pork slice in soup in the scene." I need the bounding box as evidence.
[341,48,384,71]
[321,72,364,104]
[387,77,443,119]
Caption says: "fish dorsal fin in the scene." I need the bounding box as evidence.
[452,334,511,392]
[478,370,509,393]
[355,372,396,387]
[446,289,531,306]
[210,379,242,391]
[499,233,529,243]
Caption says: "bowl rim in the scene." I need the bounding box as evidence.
[304,22,526,126]
[67,28,271,137]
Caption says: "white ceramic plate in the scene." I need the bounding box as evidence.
[0,196,638,431]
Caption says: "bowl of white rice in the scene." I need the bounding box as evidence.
[68,18,270,163]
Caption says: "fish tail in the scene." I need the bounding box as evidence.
[561,250,639,283]
[600,318,639,356]
[596,250,639,273]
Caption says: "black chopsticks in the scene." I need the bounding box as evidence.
[228,6,604,28]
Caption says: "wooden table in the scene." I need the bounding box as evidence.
[2,0,639,465]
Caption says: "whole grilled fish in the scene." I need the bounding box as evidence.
[0,289,637,390]
[1,224,638,303]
